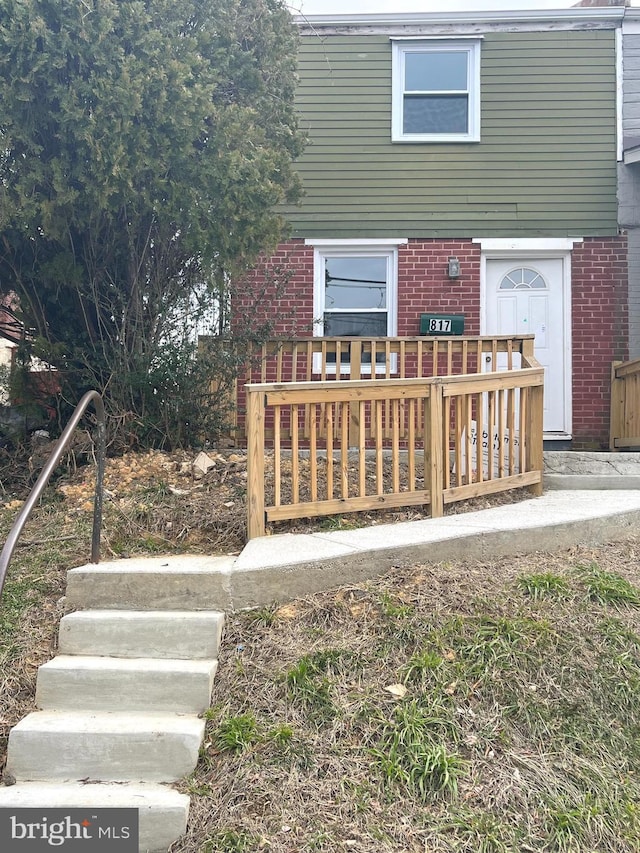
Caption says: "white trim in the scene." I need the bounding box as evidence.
[473,238,582,252]
[617,26,623,163]
[392,39,481,144]
[390,35,484,41]
[305,238,407,247]
[293,9,624,28]
[478,241,573,440]
[312,244,399,375]
[312,245,399,338]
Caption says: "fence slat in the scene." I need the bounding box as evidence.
[375,401,383,495]
[508,387,516,475]
[488,390,496,481]
[392,399,400,494]
[408,398,416,491]
[310,404,317,503]
[476,391,484,485]
[341,402,349,498]
[291,405,299,504]
[359,401,366,497]
[326,404,334,500]
[274,406,281,507]
[519,387,527,475]
[454,396,463,487]
[498,389,506,479]
[464,394,472,484]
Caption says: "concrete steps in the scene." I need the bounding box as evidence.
[58,609,224,659]
[6,711,205,783]
[35,656,218,713]
[66,555,235,611]
[0,782,190,853]
[544,450,640,489]
[0,565,227,852]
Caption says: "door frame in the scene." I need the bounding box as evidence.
[474,237,582,440]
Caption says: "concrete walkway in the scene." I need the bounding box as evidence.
[65,488,640,616]
[229,489,640,608]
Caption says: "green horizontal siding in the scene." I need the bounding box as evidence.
[284,29,618,238]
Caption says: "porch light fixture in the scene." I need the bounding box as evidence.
[447,257,461,279]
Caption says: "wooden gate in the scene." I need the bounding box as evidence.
[610,359,640,449]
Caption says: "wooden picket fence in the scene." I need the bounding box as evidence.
[244,337,544,539]
[610,358,640,449]
[212,333,540,448]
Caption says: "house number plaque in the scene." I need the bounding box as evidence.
[420,313,465,336]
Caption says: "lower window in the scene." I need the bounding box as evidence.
[312,244,399,374]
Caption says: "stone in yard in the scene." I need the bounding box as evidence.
[192,451,216,478]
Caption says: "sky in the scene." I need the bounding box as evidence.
[287,0,630,15]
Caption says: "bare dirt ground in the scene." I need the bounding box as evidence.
[46,447,531,556]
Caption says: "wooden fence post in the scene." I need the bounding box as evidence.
[525,380,544,497]
[425,381,444,517]
[246,387,266,539]
[520,335,535,365]
[349,340,363,447]
[609,361,623,451]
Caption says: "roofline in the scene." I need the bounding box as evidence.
[292,8,625,28]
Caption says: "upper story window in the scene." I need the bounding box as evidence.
[391,39,481,143]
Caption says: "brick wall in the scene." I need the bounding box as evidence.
[237,235,628,448]
[236,239,482,337]
[397,240,481,336]
[233,240,315,335]
[571,236,628,448]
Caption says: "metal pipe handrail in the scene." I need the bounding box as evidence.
[0,390,106,601]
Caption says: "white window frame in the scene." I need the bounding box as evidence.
[391,38,481,143]
[307,239,402,375]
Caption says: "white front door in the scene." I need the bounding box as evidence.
[484,256,570,436]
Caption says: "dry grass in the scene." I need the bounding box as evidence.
[174,544,640,853]
[0,449,639,852]
[0,495,93,771]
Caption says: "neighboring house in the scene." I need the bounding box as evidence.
[0,295,23,404]
[0,295,59,411]
[621,5,640,361]
[238,5,629,449]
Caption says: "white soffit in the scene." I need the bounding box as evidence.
[473,238,583,253]
[304,238,408,247]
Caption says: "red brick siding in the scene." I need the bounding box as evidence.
[236,239,482,337]
[238,235,628,447]
[397,240,481,336]
[233,240,315,335]
[571,236,628,449]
